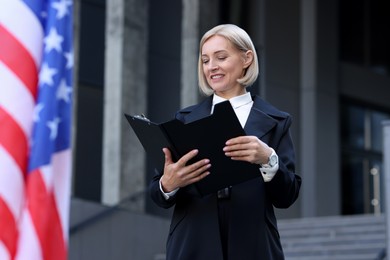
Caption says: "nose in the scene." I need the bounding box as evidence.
[208,60,218,71]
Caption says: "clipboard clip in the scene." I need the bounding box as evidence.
[133,114,150,122]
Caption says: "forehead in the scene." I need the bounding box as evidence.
[201,35,235,55]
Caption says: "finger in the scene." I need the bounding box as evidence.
[177,149,199,166]
[188,171,211,184]
[185,167,211,184]
[180,159,210,180]
[226,136,251,145]
[186,159,211,173]
[224,141,252,152]
[225,149,251,158]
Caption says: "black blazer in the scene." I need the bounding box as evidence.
[150,95,301,260]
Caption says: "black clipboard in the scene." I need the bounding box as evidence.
[125,101,260,196]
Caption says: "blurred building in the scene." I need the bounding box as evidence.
[70,0,390,259]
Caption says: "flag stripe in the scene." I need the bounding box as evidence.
[52,151,72,239]
[0,241,11,260]
[0,197,18,259]
[27,170,67,260]
[0,145,25,218]
[1,1,73,259]
[0,25,38,99]
[0,0,43,66]
[0,145,24,260]
[14,211,42,260]
[0,107,29,173]
[0,61,35,136]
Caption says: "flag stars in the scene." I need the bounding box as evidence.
[44,28,63,53]
[64,51,73,69]
[26,0,73,171]
[57,79,72,102]
[47,117,61,140]
[52,0,72,19]
[33,103,45,122]
[39,63,58,86]
[41,11,47,19]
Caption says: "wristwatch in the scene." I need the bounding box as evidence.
[268,152,278,167]
[262,149,278,168]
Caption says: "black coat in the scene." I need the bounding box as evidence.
[150,95,301,260]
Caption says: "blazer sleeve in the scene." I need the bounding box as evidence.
[148,108,195,209]
[149,168,178,209]
[266,115,302,208]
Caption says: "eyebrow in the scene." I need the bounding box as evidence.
[201,50,228,57]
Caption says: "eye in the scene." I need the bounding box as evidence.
[202,59,209,64]
[217,56,227,61]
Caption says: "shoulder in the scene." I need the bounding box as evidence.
[252,95,291,120]
[175,97,213,122]
[178,97,212,113]
[178,103,202,113]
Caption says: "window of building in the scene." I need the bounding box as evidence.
[73,0,106,202]
[340,0,390,76]
[341,100,390,215]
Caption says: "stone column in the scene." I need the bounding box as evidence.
[102,0,149,212]
[262,0,301,218]
[300,0,317,217]
[181,0,200,108]
[300,0,340,217]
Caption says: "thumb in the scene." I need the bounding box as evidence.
[163,148,173,165]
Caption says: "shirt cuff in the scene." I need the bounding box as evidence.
[259,150,279,182]
[159,178,179,200]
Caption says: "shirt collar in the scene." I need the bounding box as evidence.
[212,92,253,109]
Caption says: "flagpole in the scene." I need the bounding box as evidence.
[383,120,390,259]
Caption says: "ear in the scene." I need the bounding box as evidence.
[243,50,254,69]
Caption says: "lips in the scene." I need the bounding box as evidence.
[211,74,223,79]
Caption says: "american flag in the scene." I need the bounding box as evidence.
[0,0,73,259]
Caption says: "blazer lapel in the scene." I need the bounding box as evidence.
[182,97,213,123]
[244,97,278,139]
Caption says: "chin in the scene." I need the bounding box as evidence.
[210,85,227,92]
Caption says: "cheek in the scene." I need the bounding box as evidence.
[202,66,207,75]
[202,67,210,80]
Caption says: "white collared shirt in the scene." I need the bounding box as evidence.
[160,92,278,199]
[211,92,253,127]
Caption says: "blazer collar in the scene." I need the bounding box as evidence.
[182,96,213,123]
[244,108,277,138]
[244,96,279,138]
[182,95,280,139]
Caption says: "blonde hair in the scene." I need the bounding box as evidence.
[198,24,259,96]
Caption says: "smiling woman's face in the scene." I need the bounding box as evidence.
[201,35,249,99]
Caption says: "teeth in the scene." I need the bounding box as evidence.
[211,75,222,79]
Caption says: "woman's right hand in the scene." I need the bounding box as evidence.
[160,148,211,193]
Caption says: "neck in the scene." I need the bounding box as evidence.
[215,88,247,100]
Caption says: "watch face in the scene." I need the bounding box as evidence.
[269,154,278,167]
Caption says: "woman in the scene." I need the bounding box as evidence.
[150,24,301,260]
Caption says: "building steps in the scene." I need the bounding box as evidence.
[279,214,386,260]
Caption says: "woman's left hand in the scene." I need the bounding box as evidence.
[223,136,272,165]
